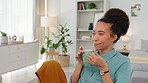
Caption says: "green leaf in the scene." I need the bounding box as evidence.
[47,40,52,47]
[53,43,59,49]
[0,31,7,36]
[40,47,46,54]
[51,23,73,55]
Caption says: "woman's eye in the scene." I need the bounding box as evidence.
[92,32,95,35]
[99,33,104,35]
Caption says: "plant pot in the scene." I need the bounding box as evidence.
[58,55,70,67]
[48,47,55,53]
[0,36,8,44]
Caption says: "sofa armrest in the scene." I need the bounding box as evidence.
[132,63,148,72]
[131,71,148,83]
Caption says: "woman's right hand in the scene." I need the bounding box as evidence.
[75,46,84,64]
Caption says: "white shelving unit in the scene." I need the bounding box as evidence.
[76,0,109,52]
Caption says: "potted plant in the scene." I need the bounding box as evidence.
[88,2,96,9]
[0,31,8,44]
[40,36,59,55]
[52,24,73,67]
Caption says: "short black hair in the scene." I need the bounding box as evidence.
[97,8,129,43]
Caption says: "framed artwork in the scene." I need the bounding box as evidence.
[131,3,141,17]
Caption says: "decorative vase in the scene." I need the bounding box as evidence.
[0,36,8,44]
[88,23,93,30]
[12,35,17,42]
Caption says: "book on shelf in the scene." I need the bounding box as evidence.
[78,2,86,10]
[81,36,91,40]
[78,2,83,10]
[82,2,86,10]
[77,29,92,31]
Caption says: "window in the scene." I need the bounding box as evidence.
[0,0,35,42]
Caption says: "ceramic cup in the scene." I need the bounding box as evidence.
[82,51,95,67]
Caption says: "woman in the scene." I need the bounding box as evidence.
[70,8,131,83]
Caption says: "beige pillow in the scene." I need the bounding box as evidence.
[141,39,148,52]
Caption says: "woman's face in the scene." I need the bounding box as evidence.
[92,22,117,52]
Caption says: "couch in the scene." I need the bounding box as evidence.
[131,63,148,83]
[129,49,148,83]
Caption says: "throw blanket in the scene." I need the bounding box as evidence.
[35,60,67,83]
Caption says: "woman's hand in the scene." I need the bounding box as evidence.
[75,46,84,64]
[87,52,108,70]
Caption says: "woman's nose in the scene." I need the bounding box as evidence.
[92,35,98,42]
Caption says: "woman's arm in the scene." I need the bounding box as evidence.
[70,47,84,83]
[100,64,113,83]
[70,62,83,83]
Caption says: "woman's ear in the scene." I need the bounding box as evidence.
[111,34,117,42]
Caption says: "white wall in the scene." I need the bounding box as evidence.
[60,0,77,66]
[110,0,148,50]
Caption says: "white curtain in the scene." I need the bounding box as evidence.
[1,0,35,42]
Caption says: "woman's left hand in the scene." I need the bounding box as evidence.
[87,52,108,70]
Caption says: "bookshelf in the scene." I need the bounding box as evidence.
[76,0,109,52]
